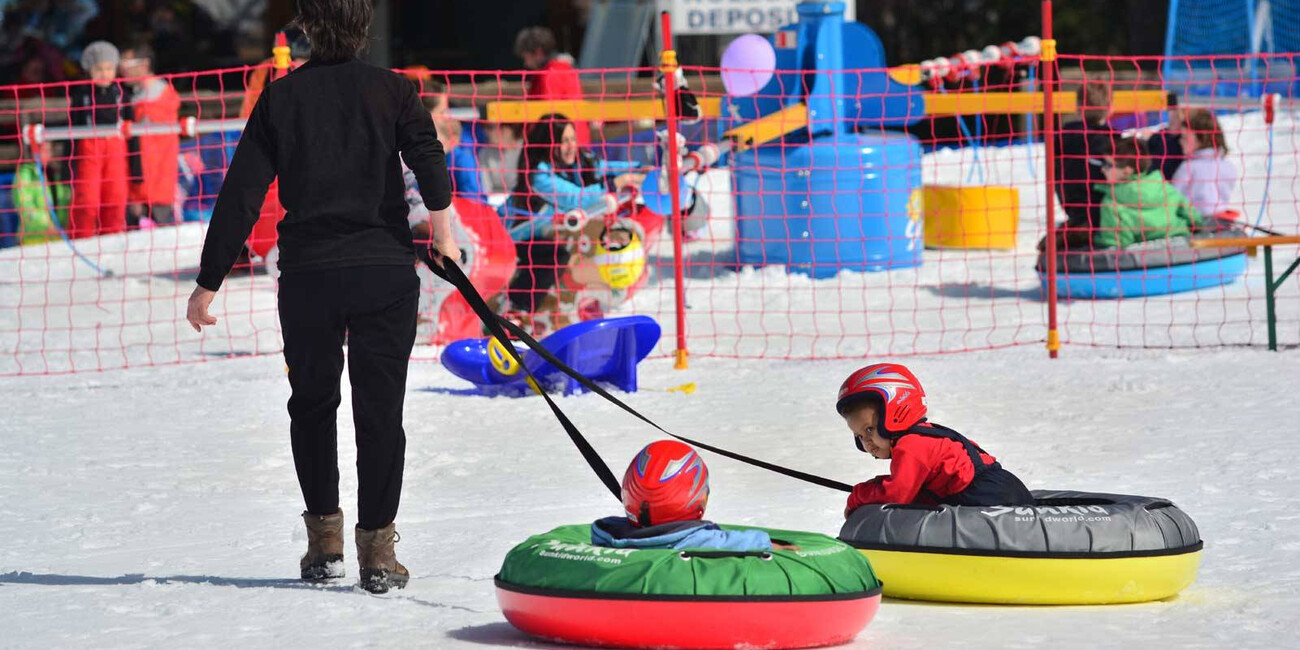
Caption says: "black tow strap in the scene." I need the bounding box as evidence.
[428,258,853,495]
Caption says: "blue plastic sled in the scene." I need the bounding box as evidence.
[639,168,692,216]
[1041,254,1248,300]
[439,316,662,397]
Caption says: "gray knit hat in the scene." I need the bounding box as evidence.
[81,41,121,71]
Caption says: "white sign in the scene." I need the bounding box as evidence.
[661,0,856,36]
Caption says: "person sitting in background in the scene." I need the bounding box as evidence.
[420,83,485,202]
[507,114,643,236]
[407,115,470,263]
[68,40,131,239]
[1093,137,1201,250]
[1145,101,1185,180]
[478,122,522,195]
[504,114,643,322]
[13,138,71,244]
[1171,109,1239,220]
[1053,82,1116,245]
[120,42,179,228]
[0,7,69,92]
[515,26,591,145]
[26,0,99,50]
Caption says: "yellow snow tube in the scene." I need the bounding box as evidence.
[841,491,1203,605]
[858,544,1202,605]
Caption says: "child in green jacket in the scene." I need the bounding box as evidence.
[13,140,72,245]
[1094,137,1201,249]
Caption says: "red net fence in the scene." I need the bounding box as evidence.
[1,53,1298,376]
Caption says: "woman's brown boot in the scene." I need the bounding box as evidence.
[300,509,345,581]
[355,523,409,594]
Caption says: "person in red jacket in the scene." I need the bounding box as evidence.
[837,363,1034,516]
[120,43,179,227]
[515,26,591,145]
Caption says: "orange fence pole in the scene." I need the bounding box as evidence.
[660,11,689,370]
[1041,0,1060,359]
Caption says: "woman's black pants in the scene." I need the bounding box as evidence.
[278,265,419,530]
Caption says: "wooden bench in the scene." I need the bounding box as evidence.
[1192,235,1300,350]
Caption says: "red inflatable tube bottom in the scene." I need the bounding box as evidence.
[496,586,882,650]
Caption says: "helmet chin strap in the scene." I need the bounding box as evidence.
[639,501,653,527]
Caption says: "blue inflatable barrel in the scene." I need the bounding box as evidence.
[733,132,922,279]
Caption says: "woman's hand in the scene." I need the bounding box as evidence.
[432,235,461,267]
[613,172,646,192]
[186,286,218,333]
[427,207,460,268]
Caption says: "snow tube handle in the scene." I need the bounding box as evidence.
[1144,500,1174,511]
[679,550,774,560]
[882,503,944,512]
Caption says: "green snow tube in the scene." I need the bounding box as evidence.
[495,524,883,649]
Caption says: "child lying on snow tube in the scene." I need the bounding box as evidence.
[592,440,797,551]
[838,363,1035,517]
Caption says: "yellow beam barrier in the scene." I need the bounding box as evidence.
[721,103,808,152]
[925,92,1078,115]
[486,89,1169,153]
[486,90,1165,124]
[1109,90,1170,114]
[485,97,724,123]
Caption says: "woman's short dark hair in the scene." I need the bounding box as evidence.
[294,0,372,61]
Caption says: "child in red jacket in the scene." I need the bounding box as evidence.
[515,26,591,145]
[838,363,1034,516]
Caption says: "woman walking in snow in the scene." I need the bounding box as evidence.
[186,0,457,594]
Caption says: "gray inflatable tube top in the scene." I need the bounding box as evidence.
[839,490,1202,558]
[1037,228,1247,274]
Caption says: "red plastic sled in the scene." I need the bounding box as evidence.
[251,193,515,344]
[429,198,516,344]
[496,581,882,650]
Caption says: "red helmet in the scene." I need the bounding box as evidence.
[621,440,710,527]
[836,363,927,434]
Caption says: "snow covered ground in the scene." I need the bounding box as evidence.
[2,348,1299,649]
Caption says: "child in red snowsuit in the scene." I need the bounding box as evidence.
[837,363,1034,516]
[121,44,180,227]
[69,41,131,239]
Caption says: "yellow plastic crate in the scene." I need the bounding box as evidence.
[922,185,1019,250]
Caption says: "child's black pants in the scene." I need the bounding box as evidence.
[942,466,1036,507]
[278,265,419,531]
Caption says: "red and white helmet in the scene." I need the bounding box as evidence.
[836,363,927,435]
[621,440,710,527]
